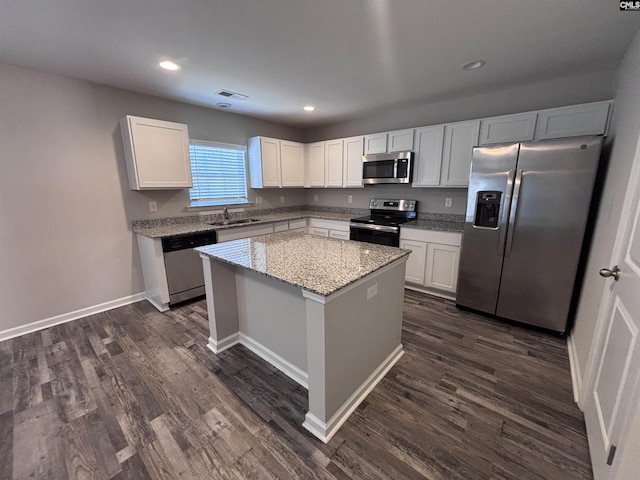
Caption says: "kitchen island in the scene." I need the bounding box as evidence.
[195,231,410,442]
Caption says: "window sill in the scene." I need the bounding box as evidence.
[187,200,253,212]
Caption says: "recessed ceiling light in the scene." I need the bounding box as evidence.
[303,105,316,112]
[462,60,486,71]
[216,102,232,109]
[159,60,181,71]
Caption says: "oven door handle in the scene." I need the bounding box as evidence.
[349,223,399,233]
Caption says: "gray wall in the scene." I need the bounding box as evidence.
[304,69,615,142]
[0,62,305,332]
[306,186,468,215]
[571,29,640,476]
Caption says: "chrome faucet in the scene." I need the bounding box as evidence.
[223,206,229,220]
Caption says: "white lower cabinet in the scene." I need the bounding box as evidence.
[425,243,460,293]
[400,228,462,297]
[399,240,427,284]
[308,219,349,239]
[216,223,274,243]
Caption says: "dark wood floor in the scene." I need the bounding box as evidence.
[0,290,592,480]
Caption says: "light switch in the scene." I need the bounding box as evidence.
[280,195,285,203]
[348,195,353,203]
[148,201,157,212]
[445,197,452,208]
[256,196,263,204]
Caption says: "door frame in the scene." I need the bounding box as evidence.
[580,134,640,476]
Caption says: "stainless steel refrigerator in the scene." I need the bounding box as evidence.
[456,135,603,334]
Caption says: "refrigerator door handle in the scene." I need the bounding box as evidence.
[498,169,515,256]
[505,169,523,258]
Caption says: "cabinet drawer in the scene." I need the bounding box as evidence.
[400,228,462,246]
[273,221,289,232]
[217,223,274,242]
[308,218,349,231]
[289,218,308,230]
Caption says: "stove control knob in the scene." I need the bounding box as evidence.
[372,201,378,207]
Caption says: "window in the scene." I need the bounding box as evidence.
[188,140,248,207]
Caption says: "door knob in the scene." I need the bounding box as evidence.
[599,265,621,281]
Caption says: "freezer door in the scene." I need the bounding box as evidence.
[496,136,602,332]
[456,143,519,313]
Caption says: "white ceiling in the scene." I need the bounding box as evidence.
[1,1,639,127]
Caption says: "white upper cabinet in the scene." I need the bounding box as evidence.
[120,115,192,190]
[440,120,480,187]
[343,136,364,187]
[412,125,445,187]
[306,142,325,187]
[325,139,344,187]
[363,132,388,154]
[388,129,415,152]
[280,141,305,187]
[248,137,304,188]
[534,101,611,140]
[364,129,414,154]
[479,112,537,145]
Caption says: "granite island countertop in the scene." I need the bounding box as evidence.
[132,209,464,238]
[195,231,411,296]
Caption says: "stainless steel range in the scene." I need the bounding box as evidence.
[349,198,417,247]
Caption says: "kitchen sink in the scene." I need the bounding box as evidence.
[210,218,260,226]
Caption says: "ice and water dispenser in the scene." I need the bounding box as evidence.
[474,191,502,228]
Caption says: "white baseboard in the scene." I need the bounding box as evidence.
[567,334,583,409]
[206,333,309,389]
[0,292,147,342]
[238,333,309,388]
[404,284,456,301]
[207,334,240,354]
[303,344,404,443]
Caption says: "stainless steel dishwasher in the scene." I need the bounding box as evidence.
[161,231,217,305]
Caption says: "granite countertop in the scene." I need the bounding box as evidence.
[132,209,464,238]
[132,210,356,238]
[403,219,465,233]
[195,231,411,297]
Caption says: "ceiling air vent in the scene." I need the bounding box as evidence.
[216,89,248,101]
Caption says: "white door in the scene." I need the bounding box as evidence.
[583,139,640,479]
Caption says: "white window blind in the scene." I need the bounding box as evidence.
[189,140,248,206]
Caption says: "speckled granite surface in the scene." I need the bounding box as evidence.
[132,208,464,238]
[195,231,410,296]
[404,219,464,233]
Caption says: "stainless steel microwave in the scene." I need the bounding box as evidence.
[362,151,413,184]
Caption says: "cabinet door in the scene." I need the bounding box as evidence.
[280,141,305,187]
[364,133,388,154]
[534,101,611,140]
[400,240,427,285]
[307,142,325,187]
[479,113,537,145]
[412,125,444,187]
[388,129,415,152]
[259,137,281,187]
[440,120,480,187]
[325,139,344,187]
[343,136,364,187]
[122,116,192,190]
[425,243,460,293]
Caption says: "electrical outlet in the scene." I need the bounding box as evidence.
[256,196,263,204]
[280,195,285,203]
[148,201,157,212]
[348,195,353,203]
[314,194,318,202]
[445,197,452,208]
[367,283,378,300]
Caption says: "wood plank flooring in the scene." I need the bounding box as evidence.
[0,290,592,479]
